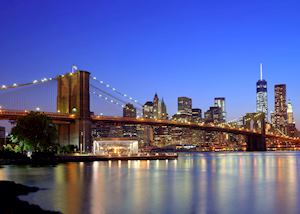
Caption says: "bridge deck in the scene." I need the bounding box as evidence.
[0,109,299,143]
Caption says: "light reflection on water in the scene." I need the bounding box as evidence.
[1,152,300,214]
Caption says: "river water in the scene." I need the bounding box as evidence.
[1,152,300,214]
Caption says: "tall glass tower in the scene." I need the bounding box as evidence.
[256,63,268,120]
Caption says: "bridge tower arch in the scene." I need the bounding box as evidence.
[243,112,266,151]
[57,70,91,152]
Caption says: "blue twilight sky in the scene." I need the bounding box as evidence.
[0,0,299,128]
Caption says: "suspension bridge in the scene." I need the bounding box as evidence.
[0,69,299,152]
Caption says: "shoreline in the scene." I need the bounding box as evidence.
[0,153,178,165]
[0,181,61,213]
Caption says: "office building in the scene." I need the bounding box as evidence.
[287,99,295,124]
[143,101,154,119]
[178,97,192,115]
[256,64,268,120]
[214,97,226,122]
[274,84,288,133]
[123,103,137,137]
[287,100,297,137]
[204,107,223,124]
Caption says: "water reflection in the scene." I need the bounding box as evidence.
[1,152,300,214]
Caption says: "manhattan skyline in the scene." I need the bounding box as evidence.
[0,0,299,128]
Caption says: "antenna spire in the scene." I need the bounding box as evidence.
[260,63,263,80]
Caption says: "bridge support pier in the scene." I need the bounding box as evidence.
[246,134,266,151]
[57,71,92,152]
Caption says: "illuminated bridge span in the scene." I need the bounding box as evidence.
[1,70,299,152]
[0,109,75,123]
[0,109,261,135]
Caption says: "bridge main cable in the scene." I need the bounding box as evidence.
[90,76,143,107]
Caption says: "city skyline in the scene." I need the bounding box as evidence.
[0,1,299,128]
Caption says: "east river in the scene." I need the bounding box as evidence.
[1,152,300,214]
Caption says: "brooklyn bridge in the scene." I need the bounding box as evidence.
[0,70,299,152]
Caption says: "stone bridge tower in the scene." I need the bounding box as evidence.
[243,112,266,151]
[57,70,91,152]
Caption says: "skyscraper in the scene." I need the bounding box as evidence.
[274,84,288,134]
[256,63,268,120]
[214,97,226,122]
[287,99,297,137]
[178,97,192,115]
[123,103,137,118]
[147,94,168,119]
[204,106,223,124]
[160,98,168,119]
[153,93,160,119]
[123,103,137,137]
[143,101,154,119]
[287,99,295,124]
[192,108,202,118]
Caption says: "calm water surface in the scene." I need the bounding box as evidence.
[1,152,300,214]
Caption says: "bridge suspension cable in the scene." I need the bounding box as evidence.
[90,89,143,117]
[0,77,57,91]
[90,84,138,108]
[90,76,143,107]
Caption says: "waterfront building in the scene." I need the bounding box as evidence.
[178,97,192,115]
[274,84,288,134]
[93,138,138,155]
[214,97,226,122]
[256,63,268,120]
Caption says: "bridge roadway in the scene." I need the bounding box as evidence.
[0,109,75,124]
[1,109,300,143]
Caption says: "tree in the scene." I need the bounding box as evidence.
[10,112,58,152]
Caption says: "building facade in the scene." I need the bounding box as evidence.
[214,97,226,122]
[123,103,137,137]
[274,84,288,134]
[287,99,297,137]
[256,64,268,121]
[178,97,192,115]
[204,107,223,124]
[143,101,154,119]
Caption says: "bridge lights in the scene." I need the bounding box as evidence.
[13,83,17,87]
[1,85,6,89]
